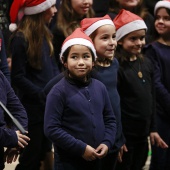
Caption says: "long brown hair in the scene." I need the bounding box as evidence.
[10,13,53,70]
[57,0,95,37]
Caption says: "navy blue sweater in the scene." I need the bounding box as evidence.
[92,59,125,151]
[144,42,170,120]
[10,32,59,123]
[44,77,116,159]
[0,70,28,169]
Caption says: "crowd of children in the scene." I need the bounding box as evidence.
[1,0,170,170]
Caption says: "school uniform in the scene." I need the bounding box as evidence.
[91,59,125,169]
[10,32,59,170]
[44,76,117,170]
[116,57,156,170]
[0,70,27,170]
[144,42,170,170]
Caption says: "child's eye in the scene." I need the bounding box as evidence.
[130,37,136,41]
[71,55,77,59]
[140,36,145,41]
[83,55,90,59]
[163,16,170,21]
[112,35,116,39]
[101,36,108,40]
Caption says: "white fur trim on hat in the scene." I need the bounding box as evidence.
[24,0,56,15]
[9,23,17,32]
[116,20,147,41]
[84,19,115,36]
[60,38,97,60]
[154,1,170,14]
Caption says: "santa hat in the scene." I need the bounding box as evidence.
[80,15,115,36]
[113,9,147,41]
[60,28,97,61]
[154,0,170,14]
[9,0,56,32]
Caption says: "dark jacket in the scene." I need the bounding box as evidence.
[0,70,28,169]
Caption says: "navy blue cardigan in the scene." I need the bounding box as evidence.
[44,77,116,158]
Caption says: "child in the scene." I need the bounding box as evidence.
[144,1,170,169]
[52,0,95,71]
[44,28,117,170]
[80,15,126,170]
[113,9,168,170]
[9,0,59,169]
[0,70,30,169]
[109,0,154,44]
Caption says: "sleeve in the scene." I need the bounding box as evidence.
[147,58,157,132]
[0,31,10,82]
[0,128,18,148]
[44,86,87,156]
[10,35,42,99]
[101,84,117,149]
[0,71,28,147]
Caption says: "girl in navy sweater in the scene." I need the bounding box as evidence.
[81,15,125,170]
[44,28,117,170]
[9,0,59,169]
[144,1,170,169]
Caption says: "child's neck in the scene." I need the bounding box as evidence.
[96,57,113,67]
[129,55,137,61]
[157,37,170,46]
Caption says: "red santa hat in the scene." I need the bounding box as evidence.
[9,0,56,32]
[154,0,170,14]
[60,28,97,61]
[80,15,115,36]
[113,9,147,41]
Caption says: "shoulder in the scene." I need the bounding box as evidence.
[91,78,106,89]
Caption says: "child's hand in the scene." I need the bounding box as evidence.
[118,144,128,162]
[16,130,30,148]
[150,132,168,148]
[95,144,108,159]
[82,145,97,161]
[4,147,19,164]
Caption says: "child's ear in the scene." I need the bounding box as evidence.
[92,62,94,67]
[64,63,67,68]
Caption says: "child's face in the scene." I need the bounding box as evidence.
[155,8,170,37]
[93,25,117,60]
[118,29,146,56]
[71,0,93,17]
[44,5,57,24]
[64,45,94,80]
[116,0,140,9]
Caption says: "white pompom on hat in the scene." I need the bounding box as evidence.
[9,0,56,32]
[80,15,115,36]
[113,9,147,41]
[60,28,97,61]
[154,0,170,14]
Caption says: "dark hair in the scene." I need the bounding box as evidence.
[116,44,144,64]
